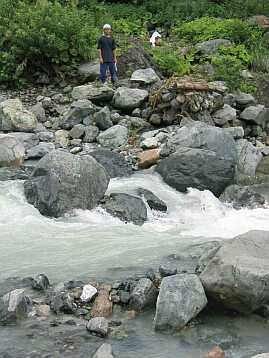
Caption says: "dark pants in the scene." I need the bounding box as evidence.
[100,62,117,83]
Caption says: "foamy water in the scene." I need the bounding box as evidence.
[1,173,269,280]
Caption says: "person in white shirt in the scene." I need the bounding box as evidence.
[150,31,162,47]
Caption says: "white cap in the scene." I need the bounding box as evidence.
[103,24,112,30]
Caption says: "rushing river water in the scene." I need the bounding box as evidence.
[1,172,269,357]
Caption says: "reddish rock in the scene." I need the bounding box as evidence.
[207,346,225,358]
[91,284,113,318]
[138,149,160,169]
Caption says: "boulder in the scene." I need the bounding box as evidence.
[9,132,39,151]
[0,134,25,167]
[240,105,265,125]
[97,125,128,149]
[69,124,85,139]
[92,343,114,358]
[89,149,132,178]
[136,188,167,212]
[38,131,54,142]
[207,346,225,358]
[72,84,114,103]
[91,285,113,318]
[86,317,108,337]
[220,184,266,209]
[0,289,32,324]
[113,87,148,111]
[84,125,99,143]
[94,106,113,130]
[0,99,37,132]
[101,193,147,225]
[130,68,160,84]
[156,147,235,197]
[61,99,96,129]
[200,230,269,314]
[129,278,158,311]
[154,274,207,331]
[78,60,100,82]
[234,92,256,108]
[31,274,50,291]
[235,139,262,177]
[138,149,160,169]
[31,102,46,123]
[50,291,75,314]
[55,129,69,148]
[196,39,232,55]
[166,120,236,160]
[141,137,159,149]
[24,150,109,217]
[26,142,55,159]
[80,284,97,303]
[213,104,236,126]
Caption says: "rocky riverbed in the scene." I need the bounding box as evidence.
[2,65,269,357]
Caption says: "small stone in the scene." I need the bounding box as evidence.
[132,108,141,117]
[69,124,85,139]
[84,125,99,143]
[129,278,158,311]
[32,274,50,291]
[70,146,82,154]
[35,304,50,317]
[50,292,75,314]
[75,308,89,316]
[86,317,108,337]
[80,284,97,303]
[159,264,177,277]
[38,131,54,142]
[94,106,113,130]
[55,129,69,148]
[119,290,130,305]
[138,149,160,169]
[213,104,236,126]
[207,346,225,358]
[141,137,159,150]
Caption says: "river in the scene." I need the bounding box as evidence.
[1,173,269,357]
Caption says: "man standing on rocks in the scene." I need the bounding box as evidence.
[98,24,118,86]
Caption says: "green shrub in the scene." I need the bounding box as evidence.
[151,45,194,76]
[174,17,261,45]
[0,0,99,84]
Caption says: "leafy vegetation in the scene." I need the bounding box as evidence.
[0,0,269,91]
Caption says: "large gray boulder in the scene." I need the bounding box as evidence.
[113,87,148,111]
[220,184,266,209]
[235,139,262,177]
[24,149,109,217]
[234,92,256,108]
[97,125,128,149]
[0,289,32,325]
[200,231,269,314]
[94,106,113,130]
[61,100,96,129]
[101,193,147,225]
[0,134,25,167]
[166,120,237,160]
[196,39,232,55]
[89,149,132,178]
[156,147,235,197]
[0,99,37,132]
[154,274,207,331]
[130,68,160,84]
[72,84,114,103]
[8,132,39,151]
[78,60,100,82]
[84,125,99,143]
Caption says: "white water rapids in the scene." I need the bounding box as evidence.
[1,172,269,281]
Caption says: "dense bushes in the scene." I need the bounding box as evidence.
[0,0,99,84]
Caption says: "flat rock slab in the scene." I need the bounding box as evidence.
[154,274,207,331]
[200,230,269,313]
[130,68,160,84]
[113,87,148,111]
